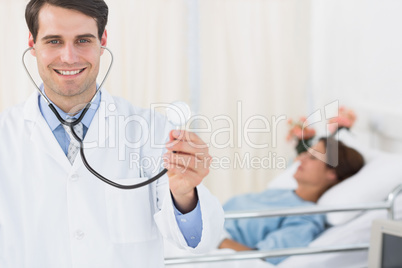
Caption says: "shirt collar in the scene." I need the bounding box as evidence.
[38,84,101,131]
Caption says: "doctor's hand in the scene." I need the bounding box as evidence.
[164,130,211,214]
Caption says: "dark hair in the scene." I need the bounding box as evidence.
[319,137,364,181]
[25,0,108,43]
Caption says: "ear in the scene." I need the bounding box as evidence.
[100,30,108,55]
[28,32,36,57]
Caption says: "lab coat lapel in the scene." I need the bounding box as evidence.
[23,92,72,171]
[73,90,117,170]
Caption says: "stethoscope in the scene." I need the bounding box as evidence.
[22,46,191,190]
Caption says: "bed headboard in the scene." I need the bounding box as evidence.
[342,105,402,154]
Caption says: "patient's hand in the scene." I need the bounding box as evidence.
[218,238,253,251]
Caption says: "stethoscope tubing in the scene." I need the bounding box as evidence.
[22,46,168,189]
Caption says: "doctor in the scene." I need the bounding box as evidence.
[0,0,224,267]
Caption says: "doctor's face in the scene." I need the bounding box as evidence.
[28,4,107,109]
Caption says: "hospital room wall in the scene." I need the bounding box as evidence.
[104,0,312,203]
[196,0,311,202]
[308,0,402,147]
[0,1,34,110]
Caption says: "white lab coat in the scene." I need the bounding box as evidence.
[0,90,224,268]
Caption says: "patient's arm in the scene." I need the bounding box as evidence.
[218,238,253,251]
[219,215,326,265]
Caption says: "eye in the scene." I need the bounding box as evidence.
[78,39,90,44]
[48,40,60,44]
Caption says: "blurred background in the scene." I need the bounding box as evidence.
[1,0,401,203]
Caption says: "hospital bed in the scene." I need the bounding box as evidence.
[164,111,402,267]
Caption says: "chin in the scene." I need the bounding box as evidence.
[58,86,86,96]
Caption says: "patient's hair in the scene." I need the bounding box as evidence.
[25,0,109,43]
[319,137,364,181]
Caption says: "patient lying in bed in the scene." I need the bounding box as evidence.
[219,137,364,265]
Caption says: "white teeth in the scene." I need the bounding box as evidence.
[57,69,83,76]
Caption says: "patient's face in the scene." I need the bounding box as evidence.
[293,141,331,187]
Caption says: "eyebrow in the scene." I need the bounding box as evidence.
[41,34,97,42]
[41,35,62,42]
[76,34,97,39]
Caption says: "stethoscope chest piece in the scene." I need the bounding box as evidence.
[166,101,191,128]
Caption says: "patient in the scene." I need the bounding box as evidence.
[219,137,364,265]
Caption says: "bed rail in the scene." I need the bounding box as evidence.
[165,243,369,265]
[226,184,402,220]
[165,184,402,265]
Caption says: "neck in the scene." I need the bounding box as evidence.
[294,185,328,203]
[44,86,97,114]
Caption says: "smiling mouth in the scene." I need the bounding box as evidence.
[54,68,86,76]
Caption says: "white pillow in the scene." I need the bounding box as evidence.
[318,128,402,225]
[318,151,402,225]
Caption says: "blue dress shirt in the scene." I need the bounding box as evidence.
[38,85,202,247]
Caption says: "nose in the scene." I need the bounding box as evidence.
[60,43,79,64]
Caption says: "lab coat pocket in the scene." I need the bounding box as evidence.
[105,178,157,243]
